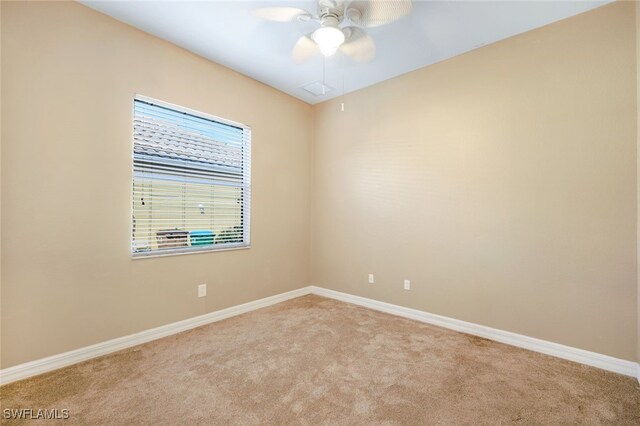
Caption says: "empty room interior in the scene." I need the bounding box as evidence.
[1,0,640,424]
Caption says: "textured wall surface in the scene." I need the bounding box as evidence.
[1,1,637,368]
[636,0,640,365]
[1,1,312,368]
[312,1,637,361]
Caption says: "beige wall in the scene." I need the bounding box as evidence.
[636,0,640,364]
[0,1,312,368]
[312,1,637,361]
[2,0,638,369]
[0,0,3,367]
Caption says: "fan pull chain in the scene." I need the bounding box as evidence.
[322,56,327,95]
[341,54,345,112]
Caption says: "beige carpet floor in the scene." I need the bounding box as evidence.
[1,295,639,425]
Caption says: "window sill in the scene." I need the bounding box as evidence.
[131,244,251,260]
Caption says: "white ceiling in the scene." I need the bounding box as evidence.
[81,0,612,105]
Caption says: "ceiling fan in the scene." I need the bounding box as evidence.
[252,0,412,64]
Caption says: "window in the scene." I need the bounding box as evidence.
[132,96,251,257]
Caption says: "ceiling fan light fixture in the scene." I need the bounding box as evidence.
[311,26,345,57]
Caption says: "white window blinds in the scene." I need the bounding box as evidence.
[132,97,251,257]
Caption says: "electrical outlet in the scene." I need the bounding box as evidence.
[198,284,207,298]
[368,274,374,284]
[404,279,410,291]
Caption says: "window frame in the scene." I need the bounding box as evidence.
[130,95,251,259]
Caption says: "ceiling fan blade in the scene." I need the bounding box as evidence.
[292,34,320,64]
[340,27,376,62]
[251,7,310,22]
[346,0,412,28]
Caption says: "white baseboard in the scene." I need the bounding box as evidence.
[310,286,639,379]
[0,286,313,385]
[2,285,638,386]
